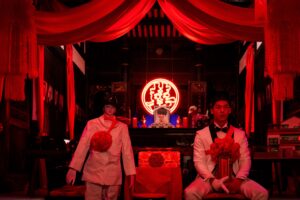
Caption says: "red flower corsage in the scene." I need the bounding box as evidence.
[90,131,112,152]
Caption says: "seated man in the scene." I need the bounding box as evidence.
[184,92,268,200]
[149,106,174,128]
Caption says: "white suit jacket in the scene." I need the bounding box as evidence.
[193,126,251,181]
[69,115,136,185]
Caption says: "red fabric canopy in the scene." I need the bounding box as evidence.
[158,0,264,43]
[158,0,234,44]
[36,0,156,45]
[35,0,264,45]
[1,0,300,137]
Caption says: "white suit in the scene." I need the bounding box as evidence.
[184,125,269,200]
[69,115,136,199]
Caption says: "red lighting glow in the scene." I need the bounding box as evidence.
[141,78,180,114]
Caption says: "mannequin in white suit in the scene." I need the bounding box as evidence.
[66,95,136,200]
[184,93,268,200]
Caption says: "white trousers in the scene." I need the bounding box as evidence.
[85,182,121,200]
[184,177,269,200]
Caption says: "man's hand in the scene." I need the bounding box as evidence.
[211,176,229,193]
[128,175,135,192]
[66,168,77,185]
[224,178,243,194]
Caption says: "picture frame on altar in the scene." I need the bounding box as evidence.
[153,107,170,124]
[149,106,174,128]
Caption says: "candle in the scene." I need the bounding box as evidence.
[183,117,188,128]
[176,116,181,128]
[132,117,138,128]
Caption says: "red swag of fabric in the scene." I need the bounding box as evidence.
[158,0,264,44]
[158,0,234,45]
[36,0,155,45]
[35,0,264,45]
[189,0,263,26]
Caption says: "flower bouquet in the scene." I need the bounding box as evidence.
[206,126,240,179]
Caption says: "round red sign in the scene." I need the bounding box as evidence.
[141,78,180,114]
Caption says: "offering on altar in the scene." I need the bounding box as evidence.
[149,106,174,128]
[141,115,147,128]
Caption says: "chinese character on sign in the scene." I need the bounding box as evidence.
[141,78,180,114]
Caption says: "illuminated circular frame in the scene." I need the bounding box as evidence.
[141,78,180,114]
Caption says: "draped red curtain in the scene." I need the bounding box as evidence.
[4,75,26,101]
[35,0,264,45]
[66,45,75,140]
[0,77,3,101]
[245,44,255,136]
[158,0,234,44]
[0,0,37,101]
[157,0,264,44]
[264,0,300,100]
[36,0,156,45]
[37,46,45,135]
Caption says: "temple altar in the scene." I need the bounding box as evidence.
[129,128,197,148]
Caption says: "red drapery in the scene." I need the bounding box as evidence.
[189,0,263,26]
[4,75,26,101]
[264,0,300,100]
[35,0,264,45]
[157,0,234,44]
[36,0,156,45]
[157,0,264,44]
[245,44,255,136]
[37,45,45,135]
[0,0,37,101]
[66,45,75,140]
[1,0,300,136]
